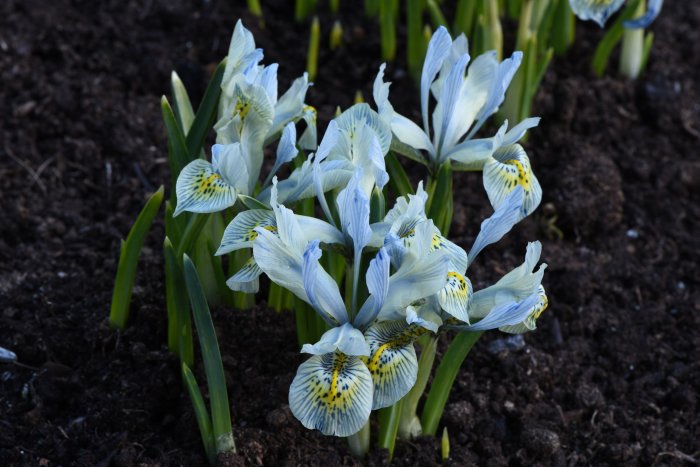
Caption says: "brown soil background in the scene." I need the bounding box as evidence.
[1,0,699,465]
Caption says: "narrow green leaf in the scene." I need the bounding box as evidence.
[182,362,217,466]
[379,0,397,61]
[592,0,642,76]
[386,152,415,197]
[185,59,226,160]
[640,32,654,73]
[441,426,450,461]
[421,331,483,436]
[398,335,437,439]
[164,237,193,366]
[110,186,164,329]
[426,0,448,28]
[183,255,236,455]
[171,71,195,134]
[307,16,321,81]
[407,0,424,80]
[378,400,403,460]
[177,213,210,260]
[162,97,190,186]
[453,0,477,37]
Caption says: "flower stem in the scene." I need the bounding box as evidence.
[347,419,370,458]
[398,335,437,438]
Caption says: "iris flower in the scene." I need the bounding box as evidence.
[373,26,542,219]
[569,0,663,28]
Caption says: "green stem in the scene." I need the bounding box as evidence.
[378,399,403,460]
[398,335,437,438]
[347,419,371,457]
[177,213,210,261]
[421,331,483,436]
[619,0,645,79]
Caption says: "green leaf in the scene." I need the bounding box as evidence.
[238,194,270,211]
[640,31,654,73]
[378,400,403,460]
[177,213,210,260]
[427,162,453,235]
[592,0,642,77]
[185,59,226,160]
[386,152,415,197]
[162,97,190,187]
[171,71,195,134]
[164,237,193,366]
[420,331,483,436]
[307,16,321,81]
[426,0,447,28]
[182,362,217,466]
[183,255,236,455]
[109,186,164,329]
[379,0,397,61]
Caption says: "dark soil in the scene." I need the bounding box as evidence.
[1,0,699,466]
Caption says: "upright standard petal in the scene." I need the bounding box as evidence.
[569,0,626,27]
[298,105,318,150]
[354,248,391,329]
[267,122,298,183]
[303,240,348,325]
[468,186,524,266]
[253,227,307,301]
[364,321,424,409]
[211,143,251,193]
[421,27,452,133]
[337,170,373,255]
[470,51,522,138]
[432,54,470,156]
[289,352,373,437]
[174,159,237,216]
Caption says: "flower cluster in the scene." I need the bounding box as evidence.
[174,22,549,437]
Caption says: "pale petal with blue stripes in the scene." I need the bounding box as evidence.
[569,0,626,27]
[226,256,262,293]
[499,285,549,334]
[174,159,238,216]
[364,321,424,409]
[468,186,524,266]
[289,352,373,437]
[483,144,542,220]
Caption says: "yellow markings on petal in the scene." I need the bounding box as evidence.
[234,98,252,120]
[431,233,447,251]
[499,285,549,334]
[303,105,317,119]
[484,144,542,219]
[175,159,237,215]
[438,271,472,323]
[364,322,425,409]
[244,224,278,242]
[289,352,373,437]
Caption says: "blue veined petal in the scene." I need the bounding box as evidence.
[314,121,341,224]
[217,209,276,255]
[298,105,318,150]
[470,241,547,319]
[226,256,262,293]
[364,320,425,409]
[421,26,452,133]
[222,20,259,97]
[211,143,250,192]
[265,122,297,185]
[499,285,549,334]
[446,120,507,170]
[470,51,522,138]
[301,323,370,356]
[569,0,626,27]
[373,64,435,155]
[430,233,468,274]
[269,73,311,139]
[406,302,443,333]
[502,117,540,146]
[289,352,373,437]
[438,271,473,323]
[450,292,540,331]
[354,248,391,329]
[483,144,542,220]
[174,159,237,216]
[336,170,373,255]
[432,54,470,156]
[257,63,278,104]
[380,223,451,320]
[363,126,389,191]
[430,33,469,100]
[253,226,307,301]
[468,186,523,267]
[335,103,393,157]
[303,240,348,325]
[624,0,663,28]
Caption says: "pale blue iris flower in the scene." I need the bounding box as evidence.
[569,0,663,28]
[373,26,542,218]
[263,103,391,207]
[247,175,450,436]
